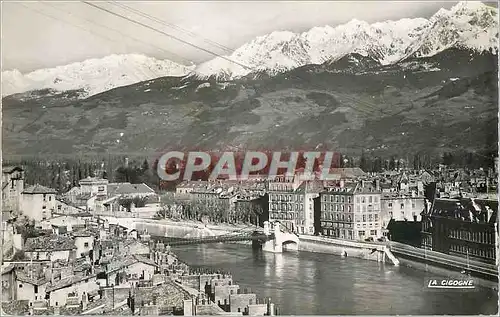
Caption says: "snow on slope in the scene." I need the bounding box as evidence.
[403,1,499,58]
[196,1,498,79]
[1,54,194,97]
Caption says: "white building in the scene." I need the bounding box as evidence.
[24,235,76,262]
[2,166,24,217]
[79,177,109,198]
[21,184,57,222]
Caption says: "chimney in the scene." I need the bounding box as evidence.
[375,179,380,191]
[340,179,345,188]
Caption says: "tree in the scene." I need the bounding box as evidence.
[442,152,453,166]
[389,156,396,171]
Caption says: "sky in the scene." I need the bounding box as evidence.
[0,1,492,73]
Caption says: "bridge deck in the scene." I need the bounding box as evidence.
[152,232,274,246]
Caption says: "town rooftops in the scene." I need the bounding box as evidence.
[106,254,158,273]
[22,184,57,195]
[46,273,97,292]
[2,166,23,174]
[107,182,155,196]
[24,235,76,252]
[1,264,15,275]
[79,176,109,185]
[430,198,497,224]
[16,271,48,286]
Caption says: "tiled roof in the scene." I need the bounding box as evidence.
[431,198,497,223]
[2,166,23,174]
[24,235,76,252]
[16,271,48,286]
[79,177,108,185]
[106,254,157,273]
[108,183,155,196]
[1,264,15,275]
[23,184,57,194]
[46,273,97,292]
[72,229,96,237]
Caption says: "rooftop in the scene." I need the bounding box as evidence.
[24,235,76,252]
[108,183,156,196]
[46,273,97,292]
[16,271,48,286]
[2,166,23,174]
[23,184,57,194]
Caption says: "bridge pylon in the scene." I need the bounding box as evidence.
[262,221,299,253]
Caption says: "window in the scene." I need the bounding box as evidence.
[84,242,89,247]
[48,196,52,201]
[362,215,366,222]
[19,284,23,288]
[388,202,393,208]
[34,285,38,294]
[370,230,377,235]
[369,196,373,203]
[400,203,405,209]
[358,231,365,237]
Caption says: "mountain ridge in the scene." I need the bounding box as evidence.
[1,1,497,98]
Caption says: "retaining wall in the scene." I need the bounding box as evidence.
[298,235,388,262]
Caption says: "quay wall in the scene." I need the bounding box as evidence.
[298,235,387,262]
[389,241,499,282]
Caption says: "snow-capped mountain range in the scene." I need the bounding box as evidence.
[2,1,498,97]
[196,1,498,79]
[2,54,194,97]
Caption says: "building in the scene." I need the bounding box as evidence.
[295,181,323,235]
[72,230,96,260]
[21,184,57,222]
[79,177,109,198]
[2,166,24,217]
[107,182,157,198]
[268,174,304,233]
[46,274,99,307]
[421,198,497,264]
[14,271,48,302]
[2,264,16,302]
[380,193,425,237]
[24,235,77,262]
[320,180,382,241]
[102,254,158,287]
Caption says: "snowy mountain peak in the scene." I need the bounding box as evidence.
[195,2,498,79]
[2,54,194,97]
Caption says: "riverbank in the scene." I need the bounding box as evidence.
[103,217,497,287]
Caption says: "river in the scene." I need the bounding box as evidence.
[172,243,498,315]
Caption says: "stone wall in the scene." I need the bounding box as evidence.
[298,235,385,262]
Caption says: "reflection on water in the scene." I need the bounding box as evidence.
[173,244,498,315]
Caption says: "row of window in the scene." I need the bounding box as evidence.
[449,229,494,245]
[269,202,305,212]
[269,194,299,202]
[321,203,380,213]
[270,212,297,220]
[322,204,352,212]
[321,222,353,229]
[321,221,379,229]
[450,244,495,259]
[322,212,379,222]
[322,195,353,204]
[387,202,416,209]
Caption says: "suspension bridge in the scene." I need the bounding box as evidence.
[149,221,300,253]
